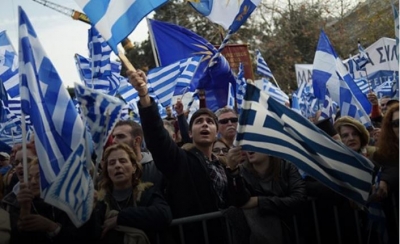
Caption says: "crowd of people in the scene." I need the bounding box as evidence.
[0,69,398,244]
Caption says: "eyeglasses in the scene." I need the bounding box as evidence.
[391,119,399,128]
[218,117,238,124]
[212,147,229,154]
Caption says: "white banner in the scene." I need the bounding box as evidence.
[295,64,313,87]
[343,37,398,87]
[295,37,398,90]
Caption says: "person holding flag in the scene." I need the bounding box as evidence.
[127,69,252,244]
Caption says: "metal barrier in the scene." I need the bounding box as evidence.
[156,196,398,244]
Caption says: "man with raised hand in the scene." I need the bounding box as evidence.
[127,69,250,244]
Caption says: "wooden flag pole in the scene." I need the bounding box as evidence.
[118,48,146,87]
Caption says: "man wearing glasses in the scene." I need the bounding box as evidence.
[215,108,239,147]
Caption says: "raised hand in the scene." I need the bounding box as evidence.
[174,99,184,116]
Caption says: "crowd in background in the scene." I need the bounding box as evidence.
[0,70,398,244]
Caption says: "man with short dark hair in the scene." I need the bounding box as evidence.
[112,120,163,190]
[127,69,251,244]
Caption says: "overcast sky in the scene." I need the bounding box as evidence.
[0,0,150,88]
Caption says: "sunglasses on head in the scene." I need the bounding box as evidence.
[218,117,238,124]
[391,119,399,128]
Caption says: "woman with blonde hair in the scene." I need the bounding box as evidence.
[96,143,172,244]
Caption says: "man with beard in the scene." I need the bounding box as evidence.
[215,108,239,147]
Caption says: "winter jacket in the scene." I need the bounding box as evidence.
[138,99,250,244]
[96,182,172,244]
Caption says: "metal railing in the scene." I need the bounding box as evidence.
[157,196,398,244]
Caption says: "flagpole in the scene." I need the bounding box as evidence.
[117,48,146,87]
[147,18,160,67]
[209,31,233,67]
[364,69,373,92]
[271,76,281,90]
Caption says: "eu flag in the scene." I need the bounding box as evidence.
[149,19,236,111]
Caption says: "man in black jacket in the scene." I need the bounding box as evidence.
[127,69,251,244]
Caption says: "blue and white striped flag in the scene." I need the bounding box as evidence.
[313,30,372,126]
[236,83,375,205]
[256,49,275,79]
[75,0,168,54]
[259,78,289,105]
[0,31,19,98]
[320,89,338,120]
[19,7,93,227]
[290,81,319,119]
[75,83,124,160]
[88,27,112,78]
[118,81,139,104]
[375,79,394,98]
[236,63,247,113]
[147,56,202,107]
[354,77,370,94]
[7,98,31,126]
[0,81,9,122]
[354,43,371,71]
[75,53,123,94]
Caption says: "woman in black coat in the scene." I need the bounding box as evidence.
[95,143,172,244]
[228,150,307,244]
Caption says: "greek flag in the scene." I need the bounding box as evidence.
[320,89,338,120]
[375,79,394,98]
[75,83,124,160]
[227,64,246,112]
[7,98,31,126]
[88,27,112,78]
[312,30,371,126]
[256,49,275,79]
[19,7,93,227]
[236,63,247,112]
[259,78,289,105]
[147,56,202,107]
[75,53,122,93]
[0,31,19,98]
[354,43,371,70]
[0,116,24,147]
[75,0,168,54]
[118,81,138,104]
[189,0,261,33]
[0,81,8,122]
[236,83,375,205]
[354,77,370,94]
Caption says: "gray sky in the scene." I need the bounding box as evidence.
[0,0,149,88]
